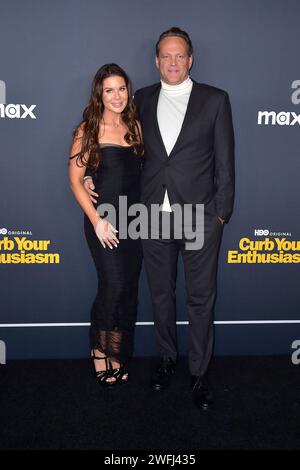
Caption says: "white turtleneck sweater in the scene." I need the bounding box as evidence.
[157,76,193,212]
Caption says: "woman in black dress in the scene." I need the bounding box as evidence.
[69,64,143,386]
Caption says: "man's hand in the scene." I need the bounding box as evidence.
[83,176,99,203]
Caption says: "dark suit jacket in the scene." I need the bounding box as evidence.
[134,80,235,223]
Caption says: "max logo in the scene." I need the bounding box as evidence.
[0,79,36,119]
[258,81,300,125]
[0,340,6,365]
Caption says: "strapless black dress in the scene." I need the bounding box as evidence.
[84,145,143,364]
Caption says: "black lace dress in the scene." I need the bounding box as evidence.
[84,145,143,365]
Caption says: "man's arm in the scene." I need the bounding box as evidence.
[133,89,140,111]
[213,92,235,223]
[83,170,98,203]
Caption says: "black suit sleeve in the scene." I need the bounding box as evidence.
[133,90,141,120]
[84,168,92,178]
[213,92,235,223]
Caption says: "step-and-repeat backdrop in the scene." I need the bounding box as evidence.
[1,0,299,360]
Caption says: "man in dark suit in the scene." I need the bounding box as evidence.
[135,27,234,410]
[85,27,234,410]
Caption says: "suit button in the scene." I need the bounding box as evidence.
[165,162,170,167]
[162,184,166,188]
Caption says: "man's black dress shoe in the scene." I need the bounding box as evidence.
[151,358,176,391]
[191,375,214,410]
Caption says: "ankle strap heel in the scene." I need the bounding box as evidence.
[91,353,115,387]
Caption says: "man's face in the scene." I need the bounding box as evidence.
[156,36,193,85]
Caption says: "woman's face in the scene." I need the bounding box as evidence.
[102,75,128,114]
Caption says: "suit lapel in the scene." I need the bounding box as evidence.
[147,84,169,159]
[168,81,199,159]
[147,80,204,160]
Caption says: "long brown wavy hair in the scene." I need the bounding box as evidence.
[73,63,143,171]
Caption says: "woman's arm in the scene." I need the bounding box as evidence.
[69,127,118,249]
[69,126,100,228]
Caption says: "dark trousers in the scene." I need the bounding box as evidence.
[142,209,223,377]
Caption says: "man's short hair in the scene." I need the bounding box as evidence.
[156,27,193,57]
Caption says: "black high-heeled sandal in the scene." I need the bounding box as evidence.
[110,363,129,385]
[91,353,116,387]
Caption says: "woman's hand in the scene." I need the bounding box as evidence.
[94,217,119,249]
